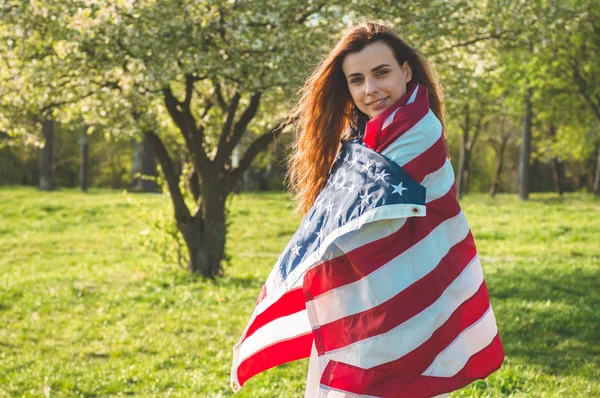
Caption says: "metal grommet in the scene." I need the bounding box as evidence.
[232,381,239,390]
[411,206,420,214]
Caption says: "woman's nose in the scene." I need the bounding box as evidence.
[365,78,379,95]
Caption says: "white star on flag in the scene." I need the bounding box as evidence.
[391,182,408,196]
[290,243,302,258]
[315,198,323,209]
[301,219,311,231]
[324,200,335,214]
[346,181,358,194]
[360,160,374,173]
[374,169,390,182]
[359,191,374,207]
[343,153,351,165]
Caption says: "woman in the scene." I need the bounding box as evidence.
[231,22,503,397]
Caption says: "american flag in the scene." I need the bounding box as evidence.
[231,84,504,397]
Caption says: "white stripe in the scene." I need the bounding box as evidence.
[326,216,406,255]
[381,109,442,166]
[237,309,311,363]
[422,306,498,377]
[407,84,419,104]
[310,211,471,325]
[422,159,455,203]
[320,255,484,369]
[381,108,399,130]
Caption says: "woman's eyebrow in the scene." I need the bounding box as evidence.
[371,63,391,72]
[346,63,391,79]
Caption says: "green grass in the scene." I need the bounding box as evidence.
[0,187,598,397]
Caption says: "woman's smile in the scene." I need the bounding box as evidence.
[367,96,389,108]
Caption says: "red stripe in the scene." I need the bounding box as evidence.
[402,135,448,184]
[319,283,500,397]
[236,332,313,387]
[243,287,305,341]
[303,186,460,301]
[319,233,477,352]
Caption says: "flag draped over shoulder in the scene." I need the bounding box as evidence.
[231,83,504,397]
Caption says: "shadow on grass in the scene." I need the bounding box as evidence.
[490,266,600,377]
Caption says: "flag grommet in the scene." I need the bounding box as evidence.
[411,206,420,214]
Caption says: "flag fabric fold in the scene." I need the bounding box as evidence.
[231,83,503,397]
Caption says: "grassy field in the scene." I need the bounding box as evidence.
[0,187,598,397]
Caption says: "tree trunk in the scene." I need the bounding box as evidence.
[180,178,227,277]
[548,125,564,195]
[459,151,471,197]
[489,138,508,198]
[144,130,228,278]
[518,87,533,200]
[551,158,564,195]
[594,144,600,197]
[457,105,483,198]
[456,105,470,198]
[79,124,89,192]
[39,118,54,191]
[130,139,142,189]
[131,135,159,192]
[139,133,158,192]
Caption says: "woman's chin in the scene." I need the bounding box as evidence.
[367,106,391,119]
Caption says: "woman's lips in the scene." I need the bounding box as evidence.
[367,97,389,109]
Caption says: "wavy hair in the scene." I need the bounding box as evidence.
[287,22,445,215]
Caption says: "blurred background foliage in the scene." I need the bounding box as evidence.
[1,0,598,196]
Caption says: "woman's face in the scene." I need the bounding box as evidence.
[342,41,412,119]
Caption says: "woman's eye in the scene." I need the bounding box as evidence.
[350,77,363,84]
[376,69,389,76]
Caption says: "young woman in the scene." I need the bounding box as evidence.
[231,22,503,397]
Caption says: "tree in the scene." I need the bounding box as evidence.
[0,1,350,277]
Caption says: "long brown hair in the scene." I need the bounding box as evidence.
[287,22,445,215]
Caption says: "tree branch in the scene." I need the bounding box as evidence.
[143,130,192,223]
[230,117,289,182]
[429,30,511,55]
[213,81,227,111]
[162,85,194,152]
[571,58,600,123]
[39,80,119,114]
[183,73,195,107]
[216,92,261,164]
[215,88,240,159]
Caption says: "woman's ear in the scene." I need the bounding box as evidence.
[403,61,413,82]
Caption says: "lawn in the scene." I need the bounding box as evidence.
[0,187,598,397]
